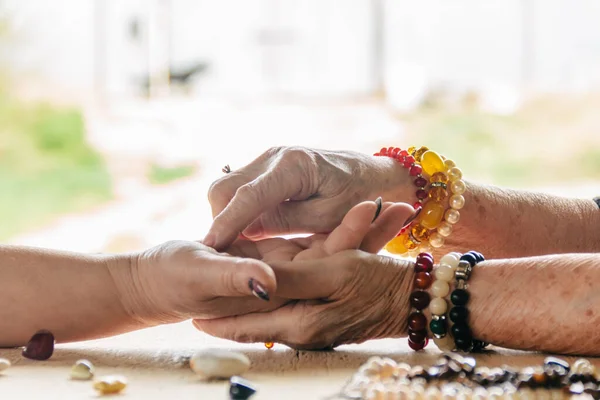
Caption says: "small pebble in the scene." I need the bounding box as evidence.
[22,329,55,360]
[190,349,250,380]
[93,375,127,395]
[229,376,257,400]
[0,358,11,372]
[70,359,95,380]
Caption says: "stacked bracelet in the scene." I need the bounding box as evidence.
[379,146,466,257]
[407,252,434,351]
[449,251,488,352]
[429,252,462,352]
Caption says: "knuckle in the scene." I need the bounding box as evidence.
[207,177,230,203]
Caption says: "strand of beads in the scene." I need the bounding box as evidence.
[407,253,434,351]
[429,252,462,352]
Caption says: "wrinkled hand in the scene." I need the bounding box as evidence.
[193,250,414,350]
[204,146,412,250]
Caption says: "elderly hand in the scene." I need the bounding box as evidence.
[193,250,414,349]
[204,146,413,250]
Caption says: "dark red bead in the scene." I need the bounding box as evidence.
[408,329,427,343]
[417,252,434,262]
[414,177,427,188]
[403,156,415,168]
[408,338,426,351]
[410,290,431,310]
[414,272,433,289]
[22,330,55,360]
[413,202,422,209]
[416,189,427,200]
[415,257,433,273]
[380,147,388,155]
[409,164,423,176]
[408,312,427,331]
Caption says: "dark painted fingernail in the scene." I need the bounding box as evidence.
[248,278,270,301]
[402,207,422,229]
[22,329,55,360]
[371,197,383,223]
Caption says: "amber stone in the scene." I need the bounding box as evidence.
[385,236,407,254]
[407,312,427,331]
[411,224,430,242]
[410,290,431,310]
[414,272,433,289]
[413,146,430,162]
[421,151,446,176]
[428,186,449,202]
[403,235,419,250]
[430,172,448,183]
[22,330,55,360]
[264,342,274,349]
[418,201,445,230]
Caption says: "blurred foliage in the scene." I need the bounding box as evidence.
[401,93,600,187]
[147,163,196,185]
[0,95,112,239]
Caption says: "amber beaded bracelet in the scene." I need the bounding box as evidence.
[407,252,434,351]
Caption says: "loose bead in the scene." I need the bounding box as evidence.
[431,280,450,298]
[429,298,448,315]
[439,253,460,269]
[444,209,461,224]
[447,167,463,181]
[22,330,55,361]
[0,358,11,373]
[93,375,127,395]
[70,359,95,380]
[437,221,453,237]
[449,194,465,210]
[449,306,469,323]
[430,172,449,183]
[414,272,433,289]
[451,289,470,306]
[410,164,423,176]
[421,151,446,176]
[419,201,446,230]
[410,291,431,310]
[435,264,454,282]
[385,236,408,254]
[450,179,466,195]
[408,312,427,331]
[414,176,428,188]
[428,186,449,202]
[411,224,430,242]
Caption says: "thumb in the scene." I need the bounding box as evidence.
[198,252,277,300]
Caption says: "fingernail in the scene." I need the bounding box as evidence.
[402,207,422,229]
[248,278,270,301]
[371,197,383,223]
[202,234,216,248]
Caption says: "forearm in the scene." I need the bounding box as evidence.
[469,253,600,355]
[379,158,600,257]
[0,245,145,346]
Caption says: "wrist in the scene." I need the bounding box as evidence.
[103,252,158,329]
[369,156,414,204]
[381,258,415,338]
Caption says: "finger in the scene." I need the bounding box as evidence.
[242,199,341,239]
[196,252,277,300]
[361,202,416,253]
[321,200,378,256]
[192,305,300,345]
[204,164,307,250]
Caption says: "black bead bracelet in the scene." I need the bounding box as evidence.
[449,251,488,352]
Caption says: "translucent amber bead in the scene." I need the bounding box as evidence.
[407,146,416,155]
[429,232,445,248]
[419,243,433,254]
[418,201,445,230]
[437,221,453,237]
[444,159,456,169]
[428,186,448,202]
[404,235,419,250]
[447,167,463,181]
[413,146,429,162]
[445,209,461,224]
[450,179,466,195]
[265,342,274,349]
[407,248,421,258]
[411,224,430,242]
[430,172,448,184]
[421,151,446,176]
[449,194,465,210]
[93,376,127,395]
[385,236,408,254]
